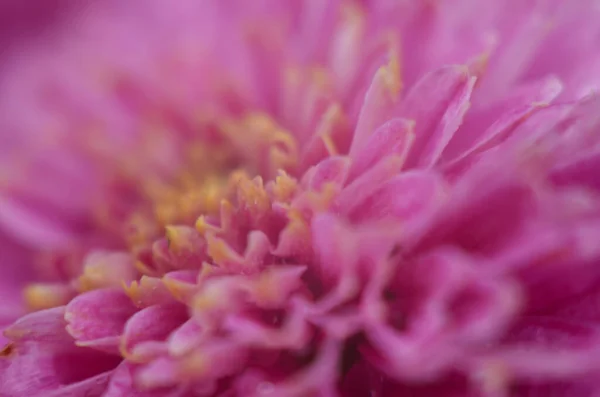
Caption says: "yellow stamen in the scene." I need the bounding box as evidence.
[272,171,298,202]
[237,175,271,214]
[162,276,192,302]
[206,234,243,266]
[307,183,339,212]
[24,283,72,311]
[316,103,348,154]
[197,261,218,282]
[195,215,221,236]
[165,226,192,252]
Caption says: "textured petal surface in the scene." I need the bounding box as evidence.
[2,1,600,396]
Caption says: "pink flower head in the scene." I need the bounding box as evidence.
[2,1,600,396]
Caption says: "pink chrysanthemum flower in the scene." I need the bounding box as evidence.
[2,1,600,396]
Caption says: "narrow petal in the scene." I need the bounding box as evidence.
[349,56,401,157]
[446,75,563,163]
[398,65,473,169]
[348,118,415,181]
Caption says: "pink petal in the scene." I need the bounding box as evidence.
[262,338,341,397]
[336,155,404,215]
[418,75,475,168]
[347,170,446,224]
[4,307,72,348]
[0,234,33,339]
[46,371,113,397]
[348,118,415,181]
[104,362,187,397]
[302,155,351,191]
[65,288,137,354]
[552,149,600,191]
[397,65,474,169]
[349,57,401,157]
[167,319,203,357]
[446,75,563,163]
[311,213,358,286]
[0,194,74,248]
[0,343,120,397]
[223,301,310,350]
[121,302,188,360]
[475,7,554,104]
[407,151,540,253]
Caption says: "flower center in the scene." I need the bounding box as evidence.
[24,109,302,311]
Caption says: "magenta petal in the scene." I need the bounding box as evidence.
[302,155,351,191]
[311,213,357,285]
[45,371,113,397]
[0,234,32,337]
[348,118,415,181]
[366,248,520,382]
[479,347,600,382]
[511,382,598,397]
[529,94,600,164]
[135,356,181,390]
[0,193,74,248]
[3,2,600,396]
[4,306,72,348]
[552,149,600,191]
[121,302,188,360]
[104,362,185,397]
[0,343,120,397]
[417,75,475,168]
[408,151,538,253]
[506,316,600,350]
[552,279,600,323]
[501,102,574,150]
[264,338,341,396]
[447,75,563,163]
[65,288,137,354]
[336,155,403,215]
[347,170,446,224]
[398,65,474,169]
[223,301,310,350]
[475,8,554,103]
[103,362,140,397]
[2,305,121,394]
[349,58,400,158]
[167,319,203,357]
[520,256,600,314]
